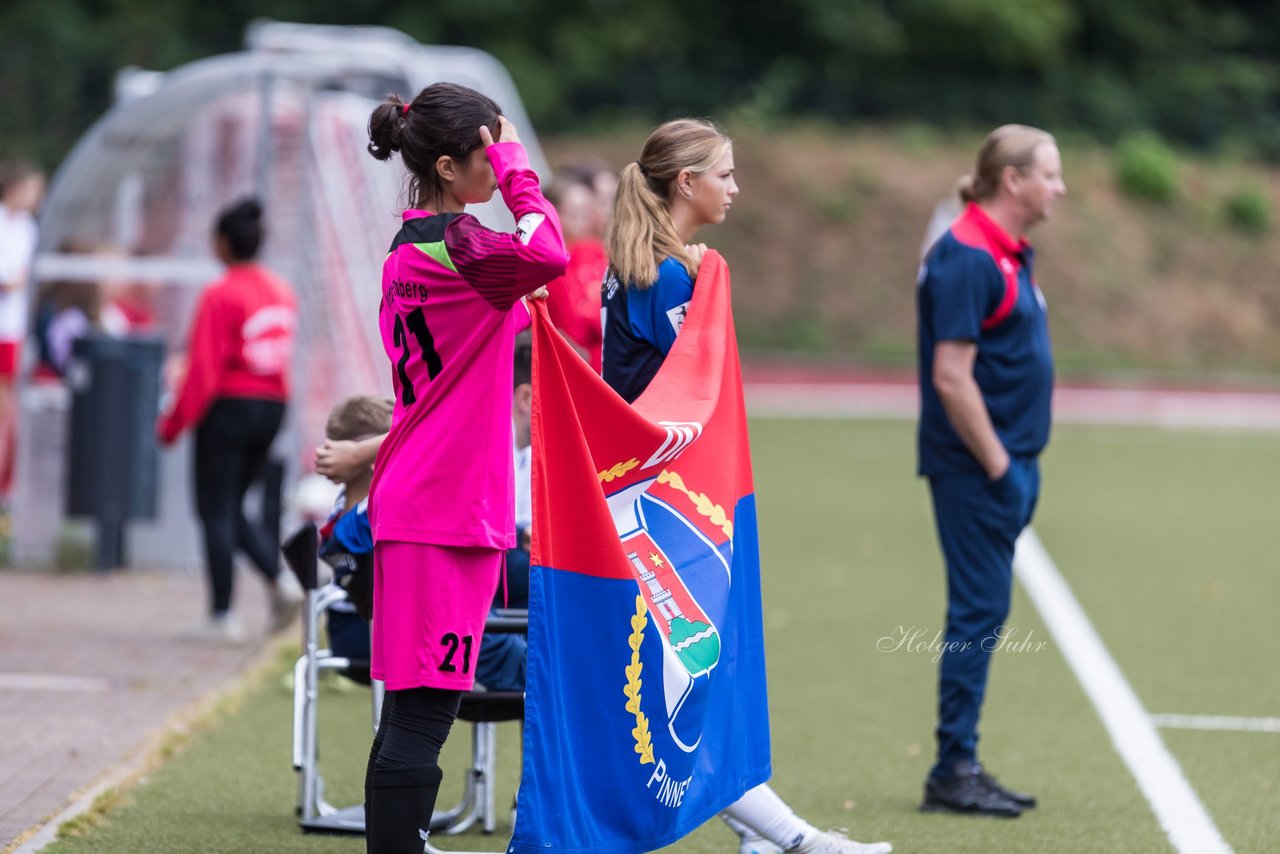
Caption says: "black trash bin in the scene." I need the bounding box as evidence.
[65,334,165,569]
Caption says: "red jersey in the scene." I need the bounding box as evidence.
[545,237,607,373]
[157,263,297,443]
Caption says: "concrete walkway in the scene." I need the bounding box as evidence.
[0,568,285,852]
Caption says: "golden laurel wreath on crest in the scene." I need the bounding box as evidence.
[657,470,733,538]
[599,458,639,483]
[617,467,730,765]
[625,594,655,765]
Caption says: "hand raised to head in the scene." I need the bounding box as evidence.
[479,116,520,148]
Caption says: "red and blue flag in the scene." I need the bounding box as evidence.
[511,251,772,853]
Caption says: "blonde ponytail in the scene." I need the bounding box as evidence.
[962,124,1055,204]
[605,119,732,288]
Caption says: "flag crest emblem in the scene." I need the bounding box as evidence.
[512,251,772,854]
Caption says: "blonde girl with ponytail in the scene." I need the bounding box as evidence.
[599,120,892,854]
[600,119,737,403]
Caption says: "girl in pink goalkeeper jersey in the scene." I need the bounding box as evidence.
[362,82,567,854]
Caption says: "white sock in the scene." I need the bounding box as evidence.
[721,812,763,840]
[722,784,817,850]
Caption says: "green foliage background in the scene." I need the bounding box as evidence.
[3,0,1279,166]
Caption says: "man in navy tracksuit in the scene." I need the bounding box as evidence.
[916,125,1065,818]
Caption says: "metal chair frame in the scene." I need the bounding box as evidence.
[283,522,526,849]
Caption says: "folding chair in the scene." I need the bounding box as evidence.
[428,610,528,841]
[282,522,527,846]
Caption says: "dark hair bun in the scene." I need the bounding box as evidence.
[366,84,502,208]
[216,197,265,261]
[367,97,407,161]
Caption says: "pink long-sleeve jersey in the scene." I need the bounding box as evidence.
[368,141,568,549]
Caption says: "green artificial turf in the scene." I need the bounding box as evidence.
[42,420,1278,853]
[1035,426,1280,718]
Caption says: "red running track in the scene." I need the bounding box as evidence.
[741,364,1280,429]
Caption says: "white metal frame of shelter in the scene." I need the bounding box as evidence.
[14,21,551,570]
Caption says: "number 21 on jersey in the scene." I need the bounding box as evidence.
[392,306,443,406]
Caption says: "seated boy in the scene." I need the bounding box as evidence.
[315,395,389,682]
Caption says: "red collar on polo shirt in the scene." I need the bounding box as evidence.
[954,202,1031,258]
[951,203,1035,331]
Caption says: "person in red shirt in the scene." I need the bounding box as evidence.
[544,173,608,372]
[157,198,301,642]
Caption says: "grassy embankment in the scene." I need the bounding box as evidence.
[547,124,1280,382]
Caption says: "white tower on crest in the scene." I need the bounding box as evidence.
[628,550,683,623]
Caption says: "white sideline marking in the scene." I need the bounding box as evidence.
[1014,528,1233,854]
[1151,714,1280,734]
[0,672,111,692]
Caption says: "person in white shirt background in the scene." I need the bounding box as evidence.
[0,160,45,500]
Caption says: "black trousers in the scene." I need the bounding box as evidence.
[193,397,286,615]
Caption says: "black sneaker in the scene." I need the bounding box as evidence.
[920,766,1022,818]
[975,765,1037,809]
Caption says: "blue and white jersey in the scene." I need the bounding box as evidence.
[318,491,373,615]
[601,256,694,403]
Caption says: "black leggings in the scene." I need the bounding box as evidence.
[370,686,462,770]
[365,687,462,854]
[193,397,285,615]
